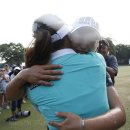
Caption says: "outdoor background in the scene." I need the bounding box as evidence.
[0,0,130,129]
[0,66,130,130]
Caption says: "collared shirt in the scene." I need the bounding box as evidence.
[27,49,109,130]
[51,49,76,60]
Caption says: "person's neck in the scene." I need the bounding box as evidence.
[52,37,72,53]
[62,37,72,49]
[104,53,109,58]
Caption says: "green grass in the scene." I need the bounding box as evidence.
[0,66,130,130]
[115,66,130,130]
[0,102,47,130]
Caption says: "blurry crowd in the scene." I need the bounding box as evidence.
[0,64,30,121]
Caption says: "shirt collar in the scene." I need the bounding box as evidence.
[51,48,76,60]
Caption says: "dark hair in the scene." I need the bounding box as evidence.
[25,24,69,68]
[99,39,109,47]
[98,39,109,52]
[14,69,21,75]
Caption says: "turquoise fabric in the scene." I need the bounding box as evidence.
[27,52,109,130]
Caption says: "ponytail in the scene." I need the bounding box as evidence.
[25,14,70,67]
[25,30,52,67]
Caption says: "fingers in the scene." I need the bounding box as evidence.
[37,80,53,86]
[43,64,62,70]
[41,70,63,75]
[55,112,70,118]
[40,75,61,81]
[36,75,61,85]
[49,121,62,128]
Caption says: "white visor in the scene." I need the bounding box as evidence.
[51,24,70,43]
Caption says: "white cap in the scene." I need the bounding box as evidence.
[14,67,21,71]
[71,17,101,41]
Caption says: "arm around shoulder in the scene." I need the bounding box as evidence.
[6,69,28,100]
[83,87,126,130]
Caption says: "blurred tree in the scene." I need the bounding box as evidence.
[115,44,130,64]
[0,43,24,66]
[105,37,116,56]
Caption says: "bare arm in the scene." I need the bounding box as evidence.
[49,87,126,130]
[6,69,27,100]
[83,87,126,130]
[6,65,63,100]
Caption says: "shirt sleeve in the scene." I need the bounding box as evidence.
[108,55,118,75]
[106,72,113,87]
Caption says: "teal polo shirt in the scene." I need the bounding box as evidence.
[27,49,109,130]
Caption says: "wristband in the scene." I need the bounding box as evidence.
[81,119,85,130]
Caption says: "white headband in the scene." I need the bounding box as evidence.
[33,22,69,43]
[51,24,70,43]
